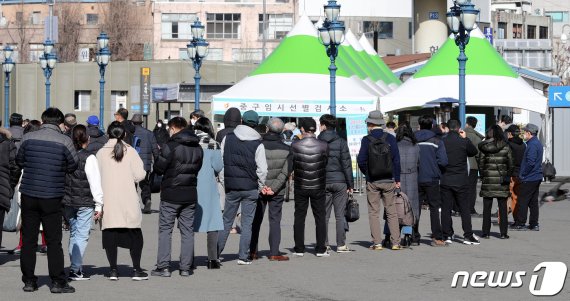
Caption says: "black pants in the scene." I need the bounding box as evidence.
[139,171,151,205]
[467,170,479,213]
[516,180,541,226]
[482,197,508,235]
[20,195,66,285]
[250,195,285,256]
[0,209,5,248]
[419,182,443,241]
[441,185,473,238]
[294,189,326,254]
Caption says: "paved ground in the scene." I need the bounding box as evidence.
[1,182,569,300]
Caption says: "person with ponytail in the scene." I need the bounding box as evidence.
[62,125,103,281]
[96,121,147,281]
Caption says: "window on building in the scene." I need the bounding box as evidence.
[232,48,262,63]
[363,21,393,39]
[74,91,91,112]
[539,26,548,39]
[207,13,240,39]
[28,44,44,62]
[527,25,536,39]
[15,12,23,23]
[161,13,196,40]
[86,14,98,25]
[258,14,293,40]
[545,11,569,23]
[179,47,223,61]
[498,22,507,39]
[512,23,522,39]
[408,22,412,39]
[31,11,41,25]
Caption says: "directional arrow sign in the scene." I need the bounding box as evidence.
[549,86,570,108]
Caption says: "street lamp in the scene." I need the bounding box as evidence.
[318,0,345,116]
[446,0,479,125]
[96,32,111,130]
[187,19,209,111]
[2,45,15,129]
[40,39,56,108]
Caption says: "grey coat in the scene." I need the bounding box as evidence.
[398,137,420,218]
[464,127,484,170]
[262,132,292,195]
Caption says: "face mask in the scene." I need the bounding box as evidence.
[157,123,162,128]
[191,119,197,125]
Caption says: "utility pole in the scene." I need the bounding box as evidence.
[262,0,267,60]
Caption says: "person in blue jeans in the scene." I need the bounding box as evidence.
[63,125,104,281]
[217,110,268,265]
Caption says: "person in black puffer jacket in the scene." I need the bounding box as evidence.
[477,125,514,239]
[0,127,20,248]
[132,114,159,214]
[153,120,169,147]
[85,116,109,154]
[317,114,353,252]
[291,117,328,256]
[505,124,526,219]
[215,107,241,144]
[152,117,203,276]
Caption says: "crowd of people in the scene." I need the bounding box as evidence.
[0,107,544,294]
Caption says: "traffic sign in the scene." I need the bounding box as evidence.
[548,86,570,108]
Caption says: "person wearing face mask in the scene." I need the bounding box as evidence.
[153,120,169,147]
[511,124,543,231]
[190,110,205,126]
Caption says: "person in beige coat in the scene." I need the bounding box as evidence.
[96,121,148,281]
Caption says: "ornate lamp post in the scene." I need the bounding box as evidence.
[318,0,345,116]
[40,39,56,108]
[187,19,209,111]
[2,46,15,128]
[447,0,479,125]
[96,32,111,130]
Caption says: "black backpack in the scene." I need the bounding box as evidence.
[366,133,393,181]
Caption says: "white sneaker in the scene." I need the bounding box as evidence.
[316,251,331,257]
[336,245,352,253]
[291,252,304,257]
[237,259,252,265]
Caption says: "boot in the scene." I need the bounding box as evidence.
[381,235,391,249]
[401,234,412,247]
[142,200,152,214]
[207,260,221,269]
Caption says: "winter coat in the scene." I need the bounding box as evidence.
[8,125,24,151]
[357,128,401,182]
[519,136,543,182]
[215,107,241,144]
[153,130,203,205]
[507,136,526,177]
[134,125,159,171]
[0,128,20,211]
[477,139,514,198]
[221,125,267,192]
[97,139,146,230]
[153,126,169,147]
[194,131,224,232]
[398,137,420,218]
[464,127,484,170]
[262,131,292,195]
[441,131,478,187]
[16,124,78,199]
[121,120,136,146]
[415,129,448,183]
[318,130,354,188]
[291,133,328,190]
[86,125,109,154]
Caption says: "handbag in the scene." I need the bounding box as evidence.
[3,182,21,232]
[345,192,360,222]
[542,160,556,180]
[149,172,162,193]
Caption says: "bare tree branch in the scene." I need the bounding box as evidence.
[55,3,82,63]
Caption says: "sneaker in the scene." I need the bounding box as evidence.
[369,243,383,251]
[391,244,403,250]
[50,282,75,294]
[22,281,38,292]
[107,269,119,281]
[291,252,304,257]
[132,270,149,281]
[179,270,193,277]
[39,245,47,254]
[510,224,528,231]
[237,259,252,265]
[150,267,171,277]
[430,239,448,247]
[68,270,90,281]
[528,224,540,231]
[12,247,21,255]
[316,251,331,257]
[142,201,152,214]
[444,234,456,244]
[463,235,481,245]
[336,245,352,253]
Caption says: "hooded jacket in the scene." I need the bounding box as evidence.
[318,130,353,188]
[86,125,109,154]
[263,131,292,195]
[477,139,514,198]
[134,124,159,171]
[464,126,484,170]
[153,129,203,204]
[215,107,241,144]
[441,131,478,186]
[415,129,448,184]
[0,128,20,211]
[221,125,267,192]
[507,135,526,177]
[291,133,328,190]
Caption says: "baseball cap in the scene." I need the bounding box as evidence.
[131,114,143,124]
[86,115,99,126]
[242,110,259,126]
[522,123,539,135]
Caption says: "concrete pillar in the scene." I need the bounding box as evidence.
[413,0,448,54]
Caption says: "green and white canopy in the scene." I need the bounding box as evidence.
[213,15,400,113]
[380,27,547,114]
